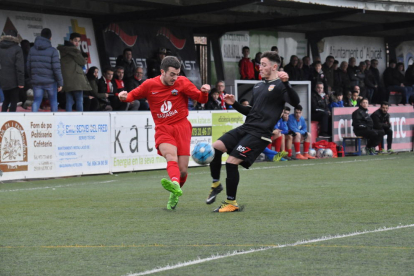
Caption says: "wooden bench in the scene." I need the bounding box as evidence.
[342,136,366,156]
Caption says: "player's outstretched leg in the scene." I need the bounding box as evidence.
[161,178,182,196]
[207,148,224,204]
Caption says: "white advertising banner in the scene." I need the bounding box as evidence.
[318,36,386,73]
[0,113,110,181]
[220,31,250,62]
[188,111,213,167]
[0,9,101,72]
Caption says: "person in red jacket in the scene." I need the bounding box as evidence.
[239,46,255,80]
[119,56,210,210]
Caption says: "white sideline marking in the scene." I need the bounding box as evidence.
[0,157,397,193]
[124,224,414,276]
[0,180,116,193]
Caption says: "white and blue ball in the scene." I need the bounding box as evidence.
[191,142,215,165]
[323,148,333,158]
[308,148,316,157]
[316,148,325,158]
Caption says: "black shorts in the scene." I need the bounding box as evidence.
[219,127,270,169]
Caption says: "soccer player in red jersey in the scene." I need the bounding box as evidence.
[119,56,210,210]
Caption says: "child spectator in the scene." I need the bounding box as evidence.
[309,61,328,94]
[204,88,222,110]
[329,90,344,111]
[239,46,254,80]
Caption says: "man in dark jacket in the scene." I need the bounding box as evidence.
[322,55,335,92]
[57,33,91,111]
[0,30,24,112]
[116,48,136,81]
[283,55,301,81]
[125,66,148,110]
[311,82,330,136]
[371,101,393,153]
[370,59,386,104]
[352,98,382,155]
[27,28,63,112]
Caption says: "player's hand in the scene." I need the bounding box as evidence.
[118,91,128,102]
[57,86,62,92]
[223,94,235,105]
[278,71,289,82]
[200,84,210,93]
[272,129,281,136]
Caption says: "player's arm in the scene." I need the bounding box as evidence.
[119,81,149,102]
[279,71,300,107]
[183,78,210,103]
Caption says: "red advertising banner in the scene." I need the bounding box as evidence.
[332,106,414,151]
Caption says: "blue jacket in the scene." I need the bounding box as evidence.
[329,100,344,111]
[275,118,289,134]
[287,114,307,135]
[27,36,63,86]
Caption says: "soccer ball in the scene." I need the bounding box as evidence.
[308,148,316,157]
[316,148,325,158]
[191,142,215,165]
[323,148,333,158]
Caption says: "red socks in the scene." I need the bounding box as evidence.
[294,142,301,153]
[179,174,187,188]
[304,142,310,153]
[275,136,282,152]
[287,149,292,157]
[166,161,180,183]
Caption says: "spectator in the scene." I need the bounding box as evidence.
[239,99,249,106]
[371,101,394,154]
[116,48,136,81]
[216,80,231,110]
[364,62,377,104]
[239,46,254,80]
[57,32,91,112]
[347,57,358,88]
[97,66,118,109]
[383,60,397,102]
[309,61,328,93]
[20,39,31,107]
[322,55,335,92]
[270,106,290,160]
[0,30,24,112]
[385,62,408,105]
[355,61,368,98]
[310,56,321,70]
[352,98,382,155]
[334,61,351,96]
[333,60,339,71]
[113,66,136,110]
[147,47,166,79]
[287,105,315,160]
[302,56,312,80]
[204,88,222,110]
[125,66,148,110]
[370,59,386,104]
[346,90,361,107]
[27,28,63,112]
[404,64,414,104]
[252,52,262,80]
[329,90,344,111]
[85,66,111,111]
[271,46,284,68]
[283,55,301,81]
[311,82,331,136]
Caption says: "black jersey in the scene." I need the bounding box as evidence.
[233,79,300,139]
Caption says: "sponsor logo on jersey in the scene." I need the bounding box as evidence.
[152,91,159,94]
[171,89,178,96]
[158,101,178,119]
[236,145,251,154]
[268,85,275,91]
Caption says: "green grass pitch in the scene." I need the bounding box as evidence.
[1,153,413,276]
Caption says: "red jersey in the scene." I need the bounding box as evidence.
[126,76,208,125]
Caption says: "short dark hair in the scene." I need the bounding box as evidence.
[242,46,249,52]
[283,106,291,111]
[123,48,132,55]
[352,90,359,94]
[361,98,369,104]
[326,55,334,61]
[335,91,343,97]
[102,66,114,74]
[380,101,389,107]
[271,46,278,51]
[261,51,281,65]
[70,33,81,40]
[295,105,303,111]
[115,66,124,72]
[359,61,366,66]
[334,60,339,65]
[290,55,298,62]
[302,56,310,60]
[210,88,219,94]
[40,28,52,39]
[315,81,324,87]
[314,61,322,66]
[160,56,181,72]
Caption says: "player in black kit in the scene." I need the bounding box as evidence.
[206,51,300,212]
